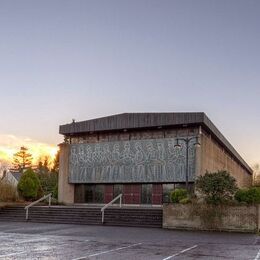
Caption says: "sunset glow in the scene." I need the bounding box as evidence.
[0,134,58,167]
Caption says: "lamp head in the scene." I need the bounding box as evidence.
[194,136,201,148]
[174,139,181,149]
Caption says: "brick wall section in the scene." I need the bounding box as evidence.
[200,130,252,188]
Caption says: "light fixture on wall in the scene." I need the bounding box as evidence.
[174,136,201,190]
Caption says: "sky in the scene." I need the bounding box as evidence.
[0,0,259,166]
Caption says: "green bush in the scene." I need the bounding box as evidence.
[234,189,247,203]
[179,197,191,204]
[171,189,188,203]
[53,184,58,199]
[38,172,58,197]
[195,170,238,205]
[235,187,260,204]
[17,169,41,200]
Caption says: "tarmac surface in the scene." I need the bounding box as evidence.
[0,221,259,259]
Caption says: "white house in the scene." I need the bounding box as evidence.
[0,171,21,188]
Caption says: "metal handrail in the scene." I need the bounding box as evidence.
[101,194,122,224]
[24,193,52,220]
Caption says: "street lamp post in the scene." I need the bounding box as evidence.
[174,136,201,190]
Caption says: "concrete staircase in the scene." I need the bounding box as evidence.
[0,206,163,228]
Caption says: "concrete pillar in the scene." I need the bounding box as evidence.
[58,143,75,204]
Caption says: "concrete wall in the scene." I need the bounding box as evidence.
[200,130,252,188]
[163,204,258,233]
[58,143,75,204]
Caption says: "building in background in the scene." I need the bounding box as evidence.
[0,170,21,188]
[58,113,252,205]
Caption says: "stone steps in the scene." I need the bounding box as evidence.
[0,206,162,228]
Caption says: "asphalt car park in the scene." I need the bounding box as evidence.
[0,221,259,259]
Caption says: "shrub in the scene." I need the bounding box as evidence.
[38,172,58,196]
[0,181,18,202]
[195,170,238,205]
[234,189,248,203]
[171,189,188,203]
[179,197,191,204]
[53,184,58,199]
[17,169,41,200]
[235,187,260,204]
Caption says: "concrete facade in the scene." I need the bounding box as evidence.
[200,129,252,188]
[58,144,74,204]
[59,127,199,204]
[58,113,252,204]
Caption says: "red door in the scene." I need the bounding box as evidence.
[152,184,163,205]
[123,184,133,204]
[123,184,141,204]
[104,185,114,203]
[132,185,141,204]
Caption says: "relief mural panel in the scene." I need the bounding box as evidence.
[69,138,196,183]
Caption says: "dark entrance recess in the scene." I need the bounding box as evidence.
[74,183,164,204]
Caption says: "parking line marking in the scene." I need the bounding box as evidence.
[254,249,260,260]
[17,238,48,244]
[72,243,142,260]
[0,251,26,258]
[162,245,198,260]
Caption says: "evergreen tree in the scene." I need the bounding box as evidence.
[12,146,33,172]
[43,156,50,171]
[37,156,49,174]
[17,168,41,200]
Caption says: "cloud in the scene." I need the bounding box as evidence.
[0,134,58,166]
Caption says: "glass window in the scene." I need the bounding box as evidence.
[141,184,152,204]
[85,185,94,203]
[163,184,175,203]
[113,184,123,198]
[174,183,186,189]
[94,185,104,203]
[74,184,85,203]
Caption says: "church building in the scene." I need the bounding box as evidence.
[58,113,252,205]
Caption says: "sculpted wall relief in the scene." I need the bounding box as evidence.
[69,138,196,183]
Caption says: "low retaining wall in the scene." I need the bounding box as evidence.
[163,204,259,233]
